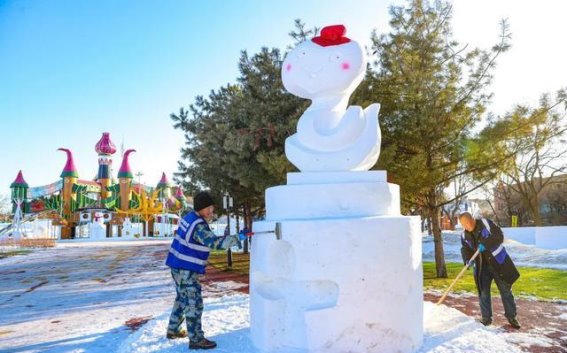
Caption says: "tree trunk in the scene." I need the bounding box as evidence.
[531,199,543,226]
[486,199,500,225]
[243,202,252,254]
[428,193,447,278]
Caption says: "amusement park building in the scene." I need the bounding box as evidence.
[8,132,189,239]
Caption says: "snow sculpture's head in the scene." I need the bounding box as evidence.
[282,25,366,99]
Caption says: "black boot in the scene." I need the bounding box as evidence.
[189,338,217,350]
[507,317,521,329]
[479,317,492,326]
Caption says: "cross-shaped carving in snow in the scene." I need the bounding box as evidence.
[252,240,339,349]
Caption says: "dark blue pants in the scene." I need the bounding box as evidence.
[478,265,517,320]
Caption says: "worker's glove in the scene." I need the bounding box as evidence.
[478,243,486,253]
[238,228,251,241]
[222,234,240,249]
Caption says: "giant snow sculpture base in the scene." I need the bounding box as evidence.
[251,24,423,353]
[251,172,423,353]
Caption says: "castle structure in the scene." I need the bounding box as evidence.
[8,132,188,239]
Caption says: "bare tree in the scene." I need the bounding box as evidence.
[538,175,567,225]
[498,91,567,226]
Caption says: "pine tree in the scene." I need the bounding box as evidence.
[171,43,307,230]
[355,0,511,277]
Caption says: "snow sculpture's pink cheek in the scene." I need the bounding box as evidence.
[341,62,350,70]
[286,63,292,72]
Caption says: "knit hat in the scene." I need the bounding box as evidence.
[193,191,215,211]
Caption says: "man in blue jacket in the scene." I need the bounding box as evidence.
[459,212,521,329]
[165,191,240,350]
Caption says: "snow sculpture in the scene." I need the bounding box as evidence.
[89,212,107,240]
[282,24,381,171]
[121,217,137,239]
[250,25,423,353]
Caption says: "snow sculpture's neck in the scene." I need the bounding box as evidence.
[309,94,349,111]
[307,94,350,132]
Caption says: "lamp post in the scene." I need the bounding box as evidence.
[223,193,234,268]
[135,171,144,235]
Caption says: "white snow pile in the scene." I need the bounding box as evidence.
[423,231,567,270]
[117,294,525,353]
[118,294,252,353]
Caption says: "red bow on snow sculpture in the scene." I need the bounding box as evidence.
[312,24,351,47]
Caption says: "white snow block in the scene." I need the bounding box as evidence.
[251,217,423,353]
[287,170,386,185]
[502,227,536,245]
[266,182,400,220]
[251,172,423,353]
[535,226,567,249]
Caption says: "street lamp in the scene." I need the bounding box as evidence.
[224,193,234,268]
[135,171,144,235]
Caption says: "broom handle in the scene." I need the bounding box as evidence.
[436,248,480,305]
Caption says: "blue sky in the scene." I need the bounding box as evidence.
[1,0,566,197]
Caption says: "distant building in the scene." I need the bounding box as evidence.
[493,174,567,226]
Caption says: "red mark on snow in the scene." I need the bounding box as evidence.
[341,62,350,70]
[125,316,153,331]
[286,63,292,71]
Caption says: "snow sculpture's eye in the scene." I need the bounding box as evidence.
[329,52,342,62]
[295,50,308,59]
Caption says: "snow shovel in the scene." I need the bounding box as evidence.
[436,248,480,305]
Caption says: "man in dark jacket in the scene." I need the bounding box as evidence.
[165,191,240,350]
[459,212,521,329]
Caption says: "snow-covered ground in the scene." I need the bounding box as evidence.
[117,294,530,353]
[0,240,249,353]
[0,240,175,353]
[423,231,567,270]
[0,237,565,352]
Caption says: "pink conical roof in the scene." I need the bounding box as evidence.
[58,148,79,178]
[166,197,177,209]
[174,185,184,198]
[10,170,28,188]
[95,132,117,155]
[117,149,136,179]
[156,172,171,188]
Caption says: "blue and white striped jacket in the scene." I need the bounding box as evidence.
[165,211,212,274]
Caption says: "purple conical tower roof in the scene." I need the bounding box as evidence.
[117,149,136,179]
[58,148,79,178]
[10,170,29,188]
[156,172,171,188]
[95,132,117,155]
[174,185,184,199]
